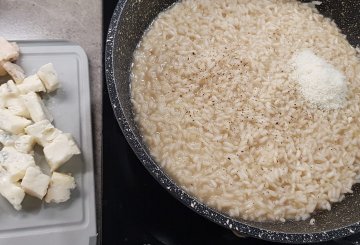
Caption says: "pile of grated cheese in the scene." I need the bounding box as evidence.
[291,49,347,110]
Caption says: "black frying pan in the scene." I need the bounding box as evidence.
[105,0,360,243]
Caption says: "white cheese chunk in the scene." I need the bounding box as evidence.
[0,129,17,146]
[21,166,50,199]
[0,108,32,134]
[24,120,61,147]
[44,133,80,171]
[2,62,25,84]
[0,146,36,181]
[0,180,25,210]
[45,172,75,203]
[21,92,53,122]
[6,96,30,118]
[0,80,20,109]
[37,63,60,92]
[0,37,19,62]
[14,135,35,154]
[17,74,46,94]
[0,169,25,210]
[0,80,19,97]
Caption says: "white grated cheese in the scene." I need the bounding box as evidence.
[291,50,347,110]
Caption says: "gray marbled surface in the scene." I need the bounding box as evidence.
[0,0,102,241]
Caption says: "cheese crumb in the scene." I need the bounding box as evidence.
[291,50,347,110]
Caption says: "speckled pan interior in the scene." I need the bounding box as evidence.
[105,0,360,243]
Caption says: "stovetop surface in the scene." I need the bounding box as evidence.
[102,1,349,244]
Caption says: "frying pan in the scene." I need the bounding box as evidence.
[105,0,360,243]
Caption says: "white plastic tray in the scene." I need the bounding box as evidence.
[0,41,97,245]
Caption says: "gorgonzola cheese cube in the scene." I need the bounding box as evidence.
[0,146,36,181]
[0,108,32,134]
[37,63,60,92]
[17,74,46,94]
[21,166,50,199]
[21,92,53,122]
[0,170,25,210]
[14,135,35,154]
[45,172,75,203]
[24,120,61,147]
[43,133,80,171]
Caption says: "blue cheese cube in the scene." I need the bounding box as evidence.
[45,172,75,203]
[0,129,17,146]
[6,97,30,118]
[17,74,46,94]
[21,166,50,199]
[24,120,61,147]
[0,108,32,134]
[0,80,20,108]
[44,133,80,171]
[14,135,35,154]
[0,37,19,62]
[0,80,19,97]
[0,146,36,181]
[2,62,25,84]
[37,63,60,92]
[21,92,53,122]
[0,167,25,210]
[0,80,30,118]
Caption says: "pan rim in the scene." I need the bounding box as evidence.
[104,0,360,243]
